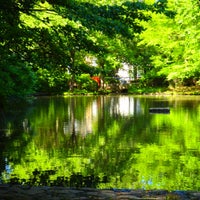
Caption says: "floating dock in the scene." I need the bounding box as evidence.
[149,107,170,114]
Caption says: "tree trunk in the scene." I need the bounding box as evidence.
[69,50,76,92]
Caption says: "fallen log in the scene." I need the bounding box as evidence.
[149,107,170,114]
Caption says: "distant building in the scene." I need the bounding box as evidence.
[117,63,142,84]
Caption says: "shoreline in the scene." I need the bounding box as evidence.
[0,185,199,200]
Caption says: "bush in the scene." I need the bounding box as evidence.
[76,74,98,92]
[35,68,71,94]
[0,60,35,100]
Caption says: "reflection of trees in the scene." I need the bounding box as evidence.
[0,101,33,181]
[8,169,108,188]
[1,96,200,190]
[70,97,78,147]
[109,96,142,116]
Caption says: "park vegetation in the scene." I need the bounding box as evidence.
[0,0,200,102]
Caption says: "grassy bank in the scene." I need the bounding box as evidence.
[61,85,200,96]
[128,85,200,95]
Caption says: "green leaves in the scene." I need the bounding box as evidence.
[139,0,200,86]
[2,0,199,97]
[0,58,35,99]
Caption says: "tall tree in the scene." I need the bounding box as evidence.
[139,0,200,86]
[0,0,38,101]
[0,0,166,99]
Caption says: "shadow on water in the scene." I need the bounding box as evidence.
[0,99,34,182]
[9,170,109,188]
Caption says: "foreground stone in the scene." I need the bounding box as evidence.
[0,185,199,200]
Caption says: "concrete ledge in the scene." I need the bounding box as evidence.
[0,185,199,200]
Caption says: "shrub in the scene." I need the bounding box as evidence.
[76,74,98,92]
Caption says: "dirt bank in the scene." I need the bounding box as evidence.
[0,185,199,200]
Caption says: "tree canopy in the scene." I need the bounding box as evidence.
[0,0,200,100]
[139,0,200,86]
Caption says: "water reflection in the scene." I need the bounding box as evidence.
[0,96,199,190]
[63,97,98,136]
[62,96,142,136]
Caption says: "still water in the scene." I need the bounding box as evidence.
[0,95,199,190]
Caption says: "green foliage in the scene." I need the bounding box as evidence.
[76,74,98,92]
[35,68,71,94]
[1,0,200,98]
[0,56,35,100]
[128,85,167,94]
[1,0,157,99]
[139,0,200,86]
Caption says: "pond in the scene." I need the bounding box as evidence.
[0,95,199,191]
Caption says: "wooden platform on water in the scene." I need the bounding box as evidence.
[149,107,170,114]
